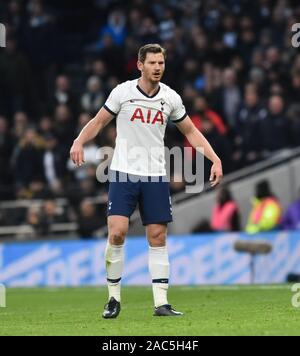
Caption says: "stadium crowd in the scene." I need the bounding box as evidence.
[1,0,300,237]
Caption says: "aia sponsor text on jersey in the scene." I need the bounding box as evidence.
[130,108,164,125]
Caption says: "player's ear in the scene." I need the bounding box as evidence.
[137,60,143,72]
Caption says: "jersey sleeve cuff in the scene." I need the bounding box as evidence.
[172,113,187,123]
[103,104,117,116]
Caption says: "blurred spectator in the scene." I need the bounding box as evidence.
[180,58,201,91]
[184,95,230,173]
[222,14,238,49]
[6,0,24,37]
[286,104,300,148]
[77,112,92,135]
[12,126,45,188]
[53,104,74,154]
[99,10,127,47]
[0,36,37,116]
[19,200,64,239]
[81,76,104,115]
[211,185,240,232]
[89,59,108,82]
[178,0,200,32]
[260,95,290,155]
[43,133,66,196]
[248,67,267,96]
[0,116,13,190]
[38,115,55,138]
[190,96,227,136]
[158,8,176,42]
[29,180,48,199]
[101,124,117,147]
[137,17,158,44]
[24,206,41,239]
[12,111,29,144]
[213,68,241,129]
[238,26,256,67]
[67,177,104,208]
[282,188,300,231]
[39,199,66,236]
[234,89,267,168]
[77,199,103,239]
[21,0,58,106]
[48,75,78,115]
[97,34,125,78]
[127,8,142,39]
[181,84,198,113]
[246,180,282,234]
[288,71,300,105]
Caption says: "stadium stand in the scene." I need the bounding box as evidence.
[1,0,300,239]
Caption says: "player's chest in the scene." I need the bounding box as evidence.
[120,99,171,126]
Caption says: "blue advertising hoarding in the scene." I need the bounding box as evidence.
[0,231,300,287]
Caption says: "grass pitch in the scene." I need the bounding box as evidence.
[0,285,299,336]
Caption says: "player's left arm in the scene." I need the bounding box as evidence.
[176,116,223,187]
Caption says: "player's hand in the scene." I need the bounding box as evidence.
[70,140,85,167]
[209,159,223,187]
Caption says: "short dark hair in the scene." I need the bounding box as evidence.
[138,44,166,63]
[255,180,272,199]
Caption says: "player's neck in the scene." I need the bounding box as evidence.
[137,77,160,97]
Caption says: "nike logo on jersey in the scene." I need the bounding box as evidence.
[130,108,164,125]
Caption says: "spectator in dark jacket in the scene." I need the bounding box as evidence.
[39,199,66,236]
[80,76,104,115]
[0,116,13,187]
[286,104,300,148]
[213,68,242,129]
[43,133,66,196]
[53,104,75,155]
[234,88,267,167]
[77,199,103,239]
[13,126,45,188]
[260,95,290,155]
[0,36,38,117]
[48,75,78,115]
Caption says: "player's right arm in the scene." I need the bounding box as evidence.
[70,107,114,166]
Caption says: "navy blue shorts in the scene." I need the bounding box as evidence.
[107,171,172,225]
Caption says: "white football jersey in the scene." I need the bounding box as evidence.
[104,79,187,176]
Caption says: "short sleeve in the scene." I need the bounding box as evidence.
[169,91,187,123]
[103,85,121,116]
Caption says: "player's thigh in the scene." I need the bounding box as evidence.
[139,180,172,226]
[107,176,139,219]
[107,215,129,245]
[146,223,168,247]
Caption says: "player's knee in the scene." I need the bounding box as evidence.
[108,229,126,245]
[148,229,166,247]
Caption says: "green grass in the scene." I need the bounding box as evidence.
[0,285,300,336]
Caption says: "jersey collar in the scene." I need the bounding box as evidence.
[136,83,161,98]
